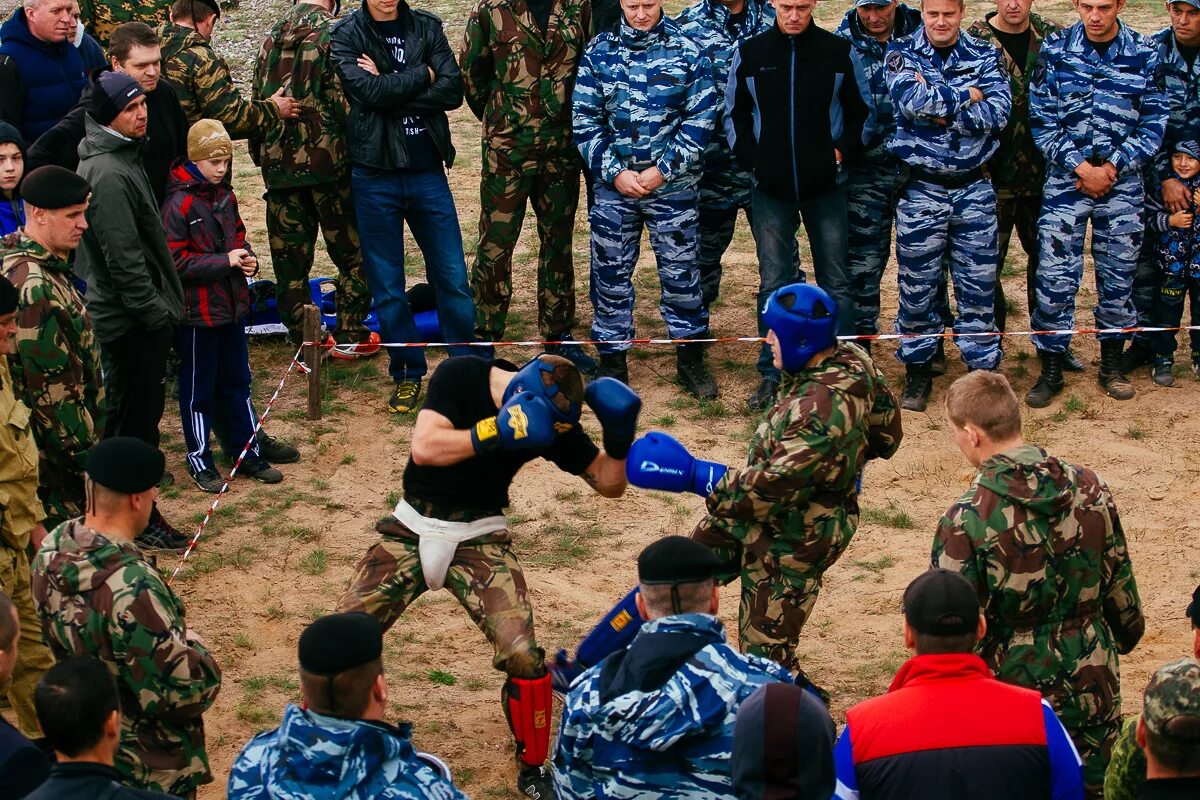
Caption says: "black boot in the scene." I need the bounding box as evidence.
[1024,350,1064,408]
[900,362,933,412]
[676,343,718,400]
[1119,338,1153,374]
[929,339,947,376]
[597,351,628,384]
[1099,340,1135,400]
[1062,347,1086,373]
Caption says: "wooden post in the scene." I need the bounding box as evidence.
[303,304,322,420]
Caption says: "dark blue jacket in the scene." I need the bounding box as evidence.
[0,715,50,800]
[0,9,90,141]
[1146,170,1200,280]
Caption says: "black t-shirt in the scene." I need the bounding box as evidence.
[1085,36,1115,57]
[528,0,552,32]
[402,357,600,515]
[989,24,1030,71]
[933,44,956,65]
[374,17,442,172]
[1178,39,1200,67]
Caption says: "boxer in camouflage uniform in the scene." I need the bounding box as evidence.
[1124,2,1200,373]
[78,0,169,48]
[934,370,1144,799]
[626,284,902,692]
[0,168,103,529]
[159,0,299,137]
[886,0,1010,412]
[1026,6,1167,406]
[337,354,639,798]
[253,0,373,353]
[836,0,922,341]
[674,0,775,310]
[572,0,717,397]
[32,437,222,797]
[460,0,595,369]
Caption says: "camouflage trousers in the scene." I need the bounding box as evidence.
[691,517,855,681]
[471,167,580,340]
[589,183,708,354]
[895,178,1001,368]
[1032,171,1143,354]
[847,155,900,336]
[994,190,1041,332]
[265,179,371,346]
[0,542,54,737]
[337,517,545,679]
[37,460,86,530]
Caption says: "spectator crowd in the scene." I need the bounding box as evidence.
[0,0,1196,796]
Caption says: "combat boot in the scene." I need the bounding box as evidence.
[929,339,947,376]
[676,342,718,400]
[1098,340,1135,400]
[1024,351,1064,408]
[1119,338,1153,373]
[1062,347,1086,372]
[900,362,933,412]
[597,351,628,384]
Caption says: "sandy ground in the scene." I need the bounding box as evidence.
[10,0,1193,795]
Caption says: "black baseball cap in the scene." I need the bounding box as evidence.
[903,569,980,636]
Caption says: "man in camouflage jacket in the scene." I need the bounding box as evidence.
[79,0,170,49]
[934,370,1144,799]
[253,0,372,351]
[0,167,103,529]
[159,0,299,138]
[968,0,1059,331]
[460,0,594,366]
[32,437,222,797]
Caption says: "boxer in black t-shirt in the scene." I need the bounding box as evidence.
[337,354,640,796]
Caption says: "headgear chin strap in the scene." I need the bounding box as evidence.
[761,283,838,374]
[502,355,583,427]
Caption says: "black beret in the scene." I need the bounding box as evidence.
[84,437,165,494]
[903,569,980,637]
[0,276,17,316]
[638,536,721,585]
[21,166,92,210]
[299,613,383,676]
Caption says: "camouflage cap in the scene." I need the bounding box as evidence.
[1142,658,1200,737]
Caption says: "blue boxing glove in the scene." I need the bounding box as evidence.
[585,378,642,459]
[471,391,556,454]
[625,432,727,497]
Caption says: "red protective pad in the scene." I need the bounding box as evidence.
[506,674,553,766]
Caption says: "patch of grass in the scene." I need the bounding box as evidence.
[519,521,604,567]
[161,486,181,500]
[1126,423,1147,440]
[456,767,477,785]
[554,488,582,503]
[340,453,357,465]
[654,414,677,427]
[311,478,330,491]
[298,548,329,575]
[387,490,402,507]
[853,554,898,582]
[861,504,915,530]
[696,399,728,419]
[233,632,255,649]
[265,605,287,620]
[428,669,457,686]
[462,676,491,691]
[235,699,278,726]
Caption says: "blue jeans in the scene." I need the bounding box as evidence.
[749,183,852,380]
[351,166,477,382]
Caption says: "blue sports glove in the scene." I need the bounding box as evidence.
[585,378,642,459]
[625,432,727,497]
[471,391,556,454]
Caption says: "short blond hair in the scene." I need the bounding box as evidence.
[943,371,1021,441]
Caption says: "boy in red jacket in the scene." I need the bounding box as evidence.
[162,119,293,492]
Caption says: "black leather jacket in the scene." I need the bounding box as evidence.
[330,0,462,170]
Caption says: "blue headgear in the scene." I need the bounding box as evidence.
[1174,139,1200,162]
[502,355,583,427]
[761,283,838,373]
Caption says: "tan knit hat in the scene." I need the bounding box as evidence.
[187,119,233,162]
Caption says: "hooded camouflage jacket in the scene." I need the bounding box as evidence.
[460,0,591,173]
[0,233,104,524]
[228,704,466,799]
[968,12,1060,195]
[253,2,350,188]
[933,444,1144,734]
[692,343,902,568]
[159,20,281,139]
[31,519,222,796]
[552,613,791,799]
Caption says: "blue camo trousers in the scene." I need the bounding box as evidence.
[1032,172,1143,353]
[894,178,1001,368]
[847,156,900,335]
[589,183,708,354]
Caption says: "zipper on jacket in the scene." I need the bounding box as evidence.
[790,39,799,199]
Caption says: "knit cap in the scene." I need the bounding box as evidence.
[88,71,144,126]
[187,119,233,162]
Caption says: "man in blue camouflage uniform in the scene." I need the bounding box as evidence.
[1025,0,1168,407]
[886,0,1011,412]
[674,0,774,311]
[1122,0,1200,374]
[837,0,922,344]
[552,536,792,800]
[573,0,718,399]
